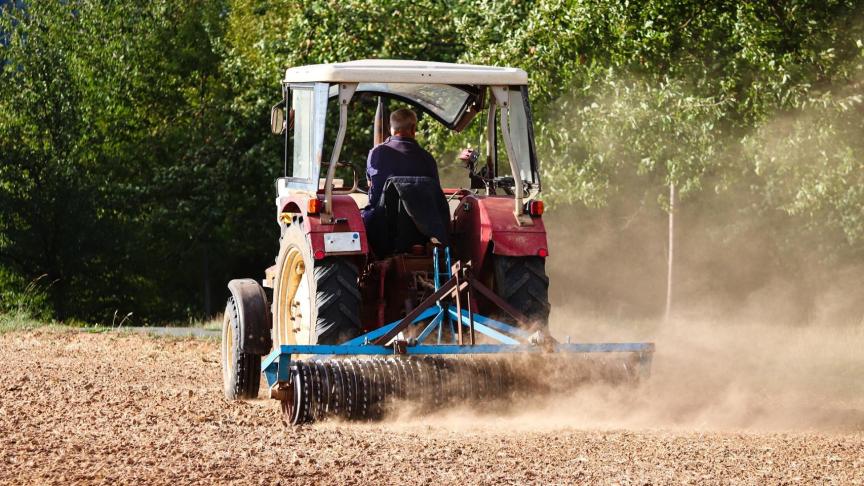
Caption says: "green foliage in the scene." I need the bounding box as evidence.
[0,0,862,322]
[456,0,864,251]
[745,88,864,245]
[539,72,728,208]
[0,1,276,322]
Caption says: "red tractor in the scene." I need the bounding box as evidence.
[220,61,651,421]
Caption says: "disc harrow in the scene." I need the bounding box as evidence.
[278,354,641,425]
[262,250,655,426]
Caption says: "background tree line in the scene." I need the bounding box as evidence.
[1,0,862,324]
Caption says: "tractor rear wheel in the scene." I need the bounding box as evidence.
[221,296,261,399]
[492,255,551,328]
[273,223,361,347]
[313,258,363,344]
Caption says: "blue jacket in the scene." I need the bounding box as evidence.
[365,136,440,210]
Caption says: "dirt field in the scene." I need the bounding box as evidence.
[1,329,862,485]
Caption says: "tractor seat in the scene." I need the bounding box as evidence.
[370,176,451,257]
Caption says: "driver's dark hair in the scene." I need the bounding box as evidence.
[390,108,417,133]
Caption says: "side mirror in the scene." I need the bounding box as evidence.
[270,104,285,135]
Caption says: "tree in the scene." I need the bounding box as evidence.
[2,0,863,323]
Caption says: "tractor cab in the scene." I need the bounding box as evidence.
[263,60,551,343]
[265,60,548,339]
[271,60,542,223]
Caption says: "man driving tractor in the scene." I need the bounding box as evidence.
[362,108,450,255]
[362,108,440,223]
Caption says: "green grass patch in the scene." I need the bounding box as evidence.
[0,311,120,335]
[0,311,58,334]
[0,310,222,341]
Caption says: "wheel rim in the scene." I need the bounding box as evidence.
[222,312,234,380]
[275,246,313,347]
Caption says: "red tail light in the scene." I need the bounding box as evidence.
[308,198,323,214]
[537,248,549,258]
[526,199,544,217]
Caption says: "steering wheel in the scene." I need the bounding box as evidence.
[322,161,367,194]
[447,188,472,202]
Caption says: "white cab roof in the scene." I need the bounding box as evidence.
[283,59,528,85]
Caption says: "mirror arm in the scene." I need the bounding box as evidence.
[329,162,362,196]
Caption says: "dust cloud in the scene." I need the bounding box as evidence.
[377,83,864,433]
[533,187,861,432]
[370,316,864,434]
[369,202,864,434]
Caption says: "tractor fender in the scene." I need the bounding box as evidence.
[451,195,548,271]
[276,194,369,264]
[226,279,273,355]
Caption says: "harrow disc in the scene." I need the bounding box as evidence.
[277,354,641,425]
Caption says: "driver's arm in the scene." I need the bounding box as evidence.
[366,148,389,208]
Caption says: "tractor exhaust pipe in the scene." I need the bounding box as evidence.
[373,96,389,147]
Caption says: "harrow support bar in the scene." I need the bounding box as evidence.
[262,340,654,388]
[446,307,521,345]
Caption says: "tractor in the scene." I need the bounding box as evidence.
[220,60,653,424]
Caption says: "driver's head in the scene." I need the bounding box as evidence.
[390,108,417,138]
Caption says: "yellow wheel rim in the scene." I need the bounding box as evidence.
[222,311,234,377]
[275,246,310,346]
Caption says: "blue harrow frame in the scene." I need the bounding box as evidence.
[262,248,654,390]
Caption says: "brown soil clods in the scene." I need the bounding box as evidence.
[0,330,862,485]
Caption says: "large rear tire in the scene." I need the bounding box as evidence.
[492,255,550,328]
[313,258,362,344]
[221,296,261,400]
[273,223,361,347]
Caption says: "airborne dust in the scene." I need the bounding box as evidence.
[371,202,864,434]
[371,83,864,433]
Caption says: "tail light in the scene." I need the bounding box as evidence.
[308,198,323,214]
[526,199,544,217]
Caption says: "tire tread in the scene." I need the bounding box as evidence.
[493,256,551,327]
[314,258,361,344]
[224,296,261,400]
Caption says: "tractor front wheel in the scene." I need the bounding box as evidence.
[221,296,261,400]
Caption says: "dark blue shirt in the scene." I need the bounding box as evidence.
[366,136,440,209]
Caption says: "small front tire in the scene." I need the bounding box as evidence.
[221,296,261,400]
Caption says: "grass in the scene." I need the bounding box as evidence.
[0,312,50,334]
[0,312,118,335]
[0,275,222,338]
[201,314,223,332]
[0,311,63,334]
[0,310,221,337]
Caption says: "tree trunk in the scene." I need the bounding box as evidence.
[664,182,675,322]
[202,243,211,317]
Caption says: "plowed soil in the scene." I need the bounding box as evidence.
[1,329,862,485]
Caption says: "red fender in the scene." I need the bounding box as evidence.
[276,194,369,264]
[451,195,548,273]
